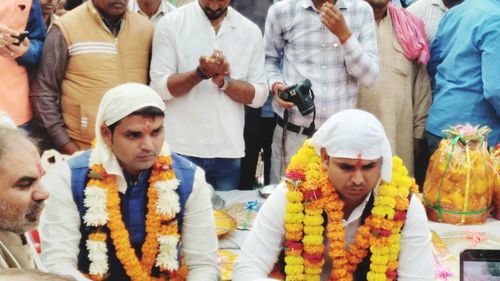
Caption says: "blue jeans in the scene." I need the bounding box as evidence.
[426,131,443,156]
[181,156,240,191]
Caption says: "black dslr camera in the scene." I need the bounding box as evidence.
[279,79,315,116]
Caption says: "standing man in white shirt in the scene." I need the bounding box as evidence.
[150,0,268,191]
[233,110,433,281]
[40,83,219,281]
[128,0,176,27]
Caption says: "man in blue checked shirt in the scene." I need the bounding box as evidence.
[265,0,380,184]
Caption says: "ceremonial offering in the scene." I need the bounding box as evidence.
[423,125,495,225]
[214,210,237,237]
[493,144,500,220]
[224,200,262,230]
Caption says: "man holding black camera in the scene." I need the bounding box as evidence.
[150,0,267,191]
[265,0,380,184]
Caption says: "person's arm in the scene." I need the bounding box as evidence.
[182,168,220,280]
[480,16,500,117]
[263,4,285,92]
[223,26,268,107]
[16,0,46,66]
[232,184,288,280]
[337,3,379,88]
[149,15,202,100]
[39,162,92,281]
[412,63,432,140]
[30,26,78,154]
[397,196,434,281]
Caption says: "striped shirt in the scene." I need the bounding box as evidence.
[265,0,379,128]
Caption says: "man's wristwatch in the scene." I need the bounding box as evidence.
[219,76,233,91]
[196,66,211,80]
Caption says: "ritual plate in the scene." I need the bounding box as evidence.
[214,210,237,237]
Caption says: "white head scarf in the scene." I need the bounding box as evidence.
[309,109,393,182]
[0,111,16,129]
[90,83,166,166]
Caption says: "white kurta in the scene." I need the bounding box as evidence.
[39,154,220,281]
[357,14,431,176]
[232,183,434,281]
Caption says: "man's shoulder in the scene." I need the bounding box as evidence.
[343,0,373,15]
[125,10,154,29]
[228,7,262,34]
[67,150,92,170]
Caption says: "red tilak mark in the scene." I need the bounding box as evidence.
[36,160,45,176]
[355,153,362,169]
[142,120,152,134]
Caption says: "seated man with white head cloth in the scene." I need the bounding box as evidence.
[233,109,433,281]
[40,83,220,281]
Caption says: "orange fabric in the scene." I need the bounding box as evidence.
[0,0,32,125]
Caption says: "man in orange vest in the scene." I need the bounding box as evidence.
[0,0,46,134]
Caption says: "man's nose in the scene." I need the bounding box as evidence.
[140,136,155,151]
[32,181,49,202]
[351,170,364,185]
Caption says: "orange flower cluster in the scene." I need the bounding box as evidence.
[86,155,185,281]
[283,141,412,281]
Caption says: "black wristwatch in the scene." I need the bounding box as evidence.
[195,66,211,80]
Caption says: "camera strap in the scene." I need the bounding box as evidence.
[280,108,316,175]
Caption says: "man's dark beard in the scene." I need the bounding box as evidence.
[203,6,228,20]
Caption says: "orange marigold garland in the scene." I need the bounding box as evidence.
[283,141,412,281]
[83,145,187,281]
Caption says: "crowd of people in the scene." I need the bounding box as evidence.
[0,0,499,280]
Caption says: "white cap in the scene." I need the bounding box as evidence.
[309,109,393,182]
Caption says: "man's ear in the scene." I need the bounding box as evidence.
[320,148,329,168]
[100,125,113,147]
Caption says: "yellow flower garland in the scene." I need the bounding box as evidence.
[284,141,414,281]
[85,155,187,281]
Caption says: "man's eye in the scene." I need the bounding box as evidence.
[362,164,376,170]
[339,165,355,171]
[16,181,33,189]
[126,133,141,139]
[151,129,162,136]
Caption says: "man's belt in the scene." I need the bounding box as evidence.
[276,115,314,136]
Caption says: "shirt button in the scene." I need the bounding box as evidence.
[322,43,326,47]
[322,65,326,69]
[333,42,339,48]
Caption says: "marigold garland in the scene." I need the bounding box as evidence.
[83,146,188,281]
[283,141,413,281]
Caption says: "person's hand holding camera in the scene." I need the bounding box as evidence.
[319,2,352,43]
[272,82,294,109]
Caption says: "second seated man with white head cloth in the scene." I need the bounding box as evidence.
[233,109,433,281]
[40,83,219,281]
